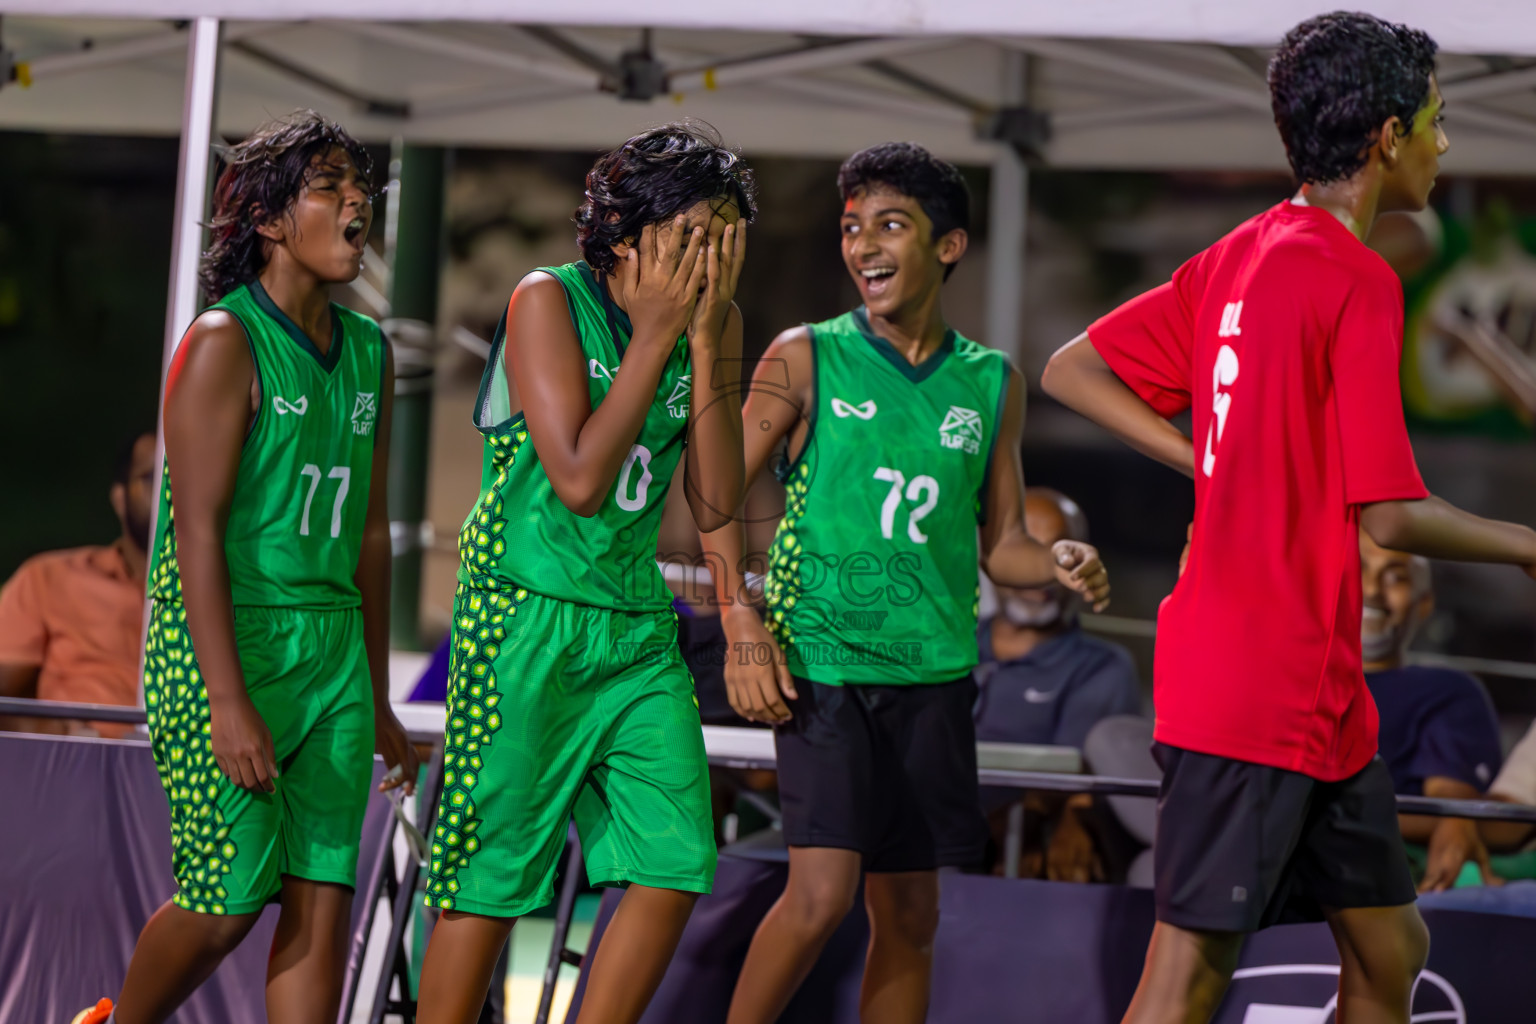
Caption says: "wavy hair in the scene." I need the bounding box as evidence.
[574,121,757,276]
[200,110,377,301]
[1269,12,1439,185]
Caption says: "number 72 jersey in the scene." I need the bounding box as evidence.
[148,281,385,610]
[765,309,1011,687]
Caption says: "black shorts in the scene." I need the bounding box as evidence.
[1152,743,1417,932]
[775,676,987,873]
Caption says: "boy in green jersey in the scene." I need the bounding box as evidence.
[414,123,754,1024]
[96,112,418,1024]
[701,143,1112,1024]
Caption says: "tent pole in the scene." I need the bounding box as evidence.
[985,50,1029,364]
[137,17,223,704]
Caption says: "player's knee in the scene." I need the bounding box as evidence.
[783,872,859,934]
[200,910,262,957]
[869,891,939,950]
[1397,911,1431,980]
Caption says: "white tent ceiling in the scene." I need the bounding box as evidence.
[5,14,1536,171]
[17,0,1536,57]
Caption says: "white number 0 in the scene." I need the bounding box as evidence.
[615,444,654,512]
[299,463,351,538]
[873,467,941,543]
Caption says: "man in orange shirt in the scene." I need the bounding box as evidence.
[0,432,155,737]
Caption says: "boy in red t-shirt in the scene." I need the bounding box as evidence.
[1045,12,1536,1024]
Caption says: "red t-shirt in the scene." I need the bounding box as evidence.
[1089,200,1428,781]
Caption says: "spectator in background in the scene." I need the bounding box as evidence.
[0,432,155,737]
[1361,530,1505,891]
[972,487,1141,881]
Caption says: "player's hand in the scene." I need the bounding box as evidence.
[1053,540,1110,612]
[1178,522,1193,578]
[1046,799,1104,884]
[209,694,279,794]
[1420,817,1501,893]
[375,708,420,796]
[616,217,707,353]
[688,219,747,346]
[721,605,797,725]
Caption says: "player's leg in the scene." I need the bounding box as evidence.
[1301,758,1425,1023]
[728,677,871,1024]
[855,677,986,1024]
[727,846,864,1024]
[265,878,355,1023]
[572,609,716,1023]
[1124,743,1314,1024]
[860,870,940,1024]
[1326,904,1429,1024]
[1120,923,1243,1024]
[116,602,287,1024]
[256,606,375,1023]
[417,912,519,1024]
[417,587,597,1024]
[112,904,264,1024]
[572,884,700,1024]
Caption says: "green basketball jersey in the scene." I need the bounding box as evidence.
[457,261,691,612]
[148,281,386,609]
[765,308,1011,686]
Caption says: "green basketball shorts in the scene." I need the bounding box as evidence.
[142,601,375,915]
[425,584,715,917]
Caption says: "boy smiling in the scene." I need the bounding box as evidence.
[702,142,1109,1024]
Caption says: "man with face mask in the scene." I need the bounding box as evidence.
[974,488,1141,749]
[1360,530,1505,892]
[0,432,154,737]
[972,488,1141,880]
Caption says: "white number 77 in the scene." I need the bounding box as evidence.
[299,464,351,538]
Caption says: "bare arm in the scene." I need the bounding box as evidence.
[163,310,279,793]
[1360,496,1536,573]
[1042,334,1195,479]
[355,342,419,793]
[510,221,706,518]
[980,368,1111,609]
[1406,776,1500,892]
[682,220,749,532]
[698,326,813,722]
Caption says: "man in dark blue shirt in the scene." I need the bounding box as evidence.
[1361,531,1504,891]
[973,488,1142,880]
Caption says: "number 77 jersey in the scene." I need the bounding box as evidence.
[148,280,386,609]
[766,309,1011,687]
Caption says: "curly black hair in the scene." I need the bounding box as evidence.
[1269,12,1439,186]
[574,121,757,276]
[837,142,970,280]
[200,110,377,301]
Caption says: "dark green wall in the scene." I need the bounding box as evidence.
[0,132,176,576]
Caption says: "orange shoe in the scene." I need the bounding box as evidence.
[69,998,112,1024]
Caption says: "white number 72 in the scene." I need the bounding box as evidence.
[873,467,941,543]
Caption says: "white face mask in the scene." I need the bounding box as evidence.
[1360,604,1403,663]
[1002,594,1063,629]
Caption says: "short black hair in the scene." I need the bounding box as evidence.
[201,109,377,301]
[574,121,757,276]
[1269,12,1439,186]
[838,143,970,279]
[113,432,153,487]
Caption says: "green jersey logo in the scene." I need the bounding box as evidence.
[666,374,691,420]
[938,405,982,454]
[352,392,377,436]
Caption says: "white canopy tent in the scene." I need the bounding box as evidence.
[7,7,1536,365]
